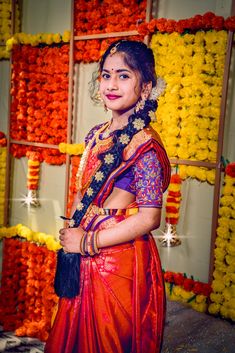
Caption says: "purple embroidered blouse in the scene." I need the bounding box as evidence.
[115,149,163,208]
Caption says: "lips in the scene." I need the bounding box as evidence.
[106,94,121,100]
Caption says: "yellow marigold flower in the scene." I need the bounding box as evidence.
[179,165,187,180]
[191,301,207,313]
[212,280,225,293]
[213,269,224,280]
[214,248,226,261]
[53,33,62,43]
[226,255,235,266]
[206,169,215,184]
[208,302,221,315]
[177,147,190,159]
[219,206,231,218]
[218,217,230,228]
[217,226,230,239]
[62,30,70,42]
[195,295,207,304]
[59,143,85,155]
[229,219,235,232]
[215,237,227,249]
[226,243,235,256]
[195,149,208,161]
[195,168,207,182]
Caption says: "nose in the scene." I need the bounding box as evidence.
[107,76,118,91]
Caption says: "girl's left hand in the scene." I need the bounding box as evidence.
[59,226,85,253]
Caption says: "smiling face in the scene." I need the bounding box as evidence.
[99,53,143,117]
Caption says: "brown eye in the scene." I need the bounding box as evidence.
[101,73,110,79]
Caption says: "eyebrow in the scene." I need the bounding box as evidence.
[102,68,131,73]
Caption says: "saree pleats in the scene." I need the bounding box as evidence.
[45,227,165,353]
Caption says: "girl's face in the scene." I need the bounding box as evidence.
[99,53,143,116]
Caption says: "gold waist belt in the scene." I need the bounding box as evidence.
[90,205,139,216]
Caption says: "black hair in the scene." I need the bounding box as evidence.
[89,40,157,103]
[99,40,157,87]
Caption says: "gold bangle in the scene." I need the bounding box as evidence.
[87,231,95,256]
[92,230,100,254]
[80,232,86,256]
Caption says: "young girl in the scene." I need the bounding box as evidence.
[45,40,170,353]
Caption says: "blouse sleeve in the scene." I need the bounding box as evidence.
[132,149,163,208]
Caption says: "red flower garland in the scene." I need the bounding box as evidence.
[138,12,235,35]
[225,162,235,178]
[0,132,7,147]
[164,271,212,297]
[74,0,146,36]
[74,35,144,63]
[10,44,69,163]
[0,238,58,341]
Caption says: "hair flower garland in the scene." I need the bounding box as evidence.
[208,162,235,322]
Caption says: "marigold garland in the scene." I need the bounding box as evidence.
[164,271,212,313]
[0,0,21,59]
[0,237,58,341]
[151,30,227,184]
[208,163,235,321]
[74,0,146,36]
[6,30,70,51]
[0,223,60,251]
[138,12,235,36]
[9,44,69,163]
[59,142,85,155]
[159,173,182,246]
[0,132,7,225]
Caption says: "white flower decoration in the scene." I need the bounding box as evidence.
[95,171,104,182]
[87,187,94,196]
[76,202,84,211]
[133,118,145,131]
[104,153,114,165]
[68,219,75,228]
[148,110,156,122]
[119,133,130,145]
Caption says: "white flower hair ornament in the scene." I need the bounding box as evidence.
[149,77,166,101]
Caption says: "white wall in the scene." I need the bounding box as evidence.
[0,0,234,283]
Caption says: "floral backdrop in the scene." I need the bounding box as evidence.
[151,30,227,184]
[0,4,235,338]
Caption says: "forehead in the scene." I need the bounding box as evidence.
[102,53,131,71]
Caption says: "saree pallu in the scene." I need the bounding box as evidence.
[45,216,165,353]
